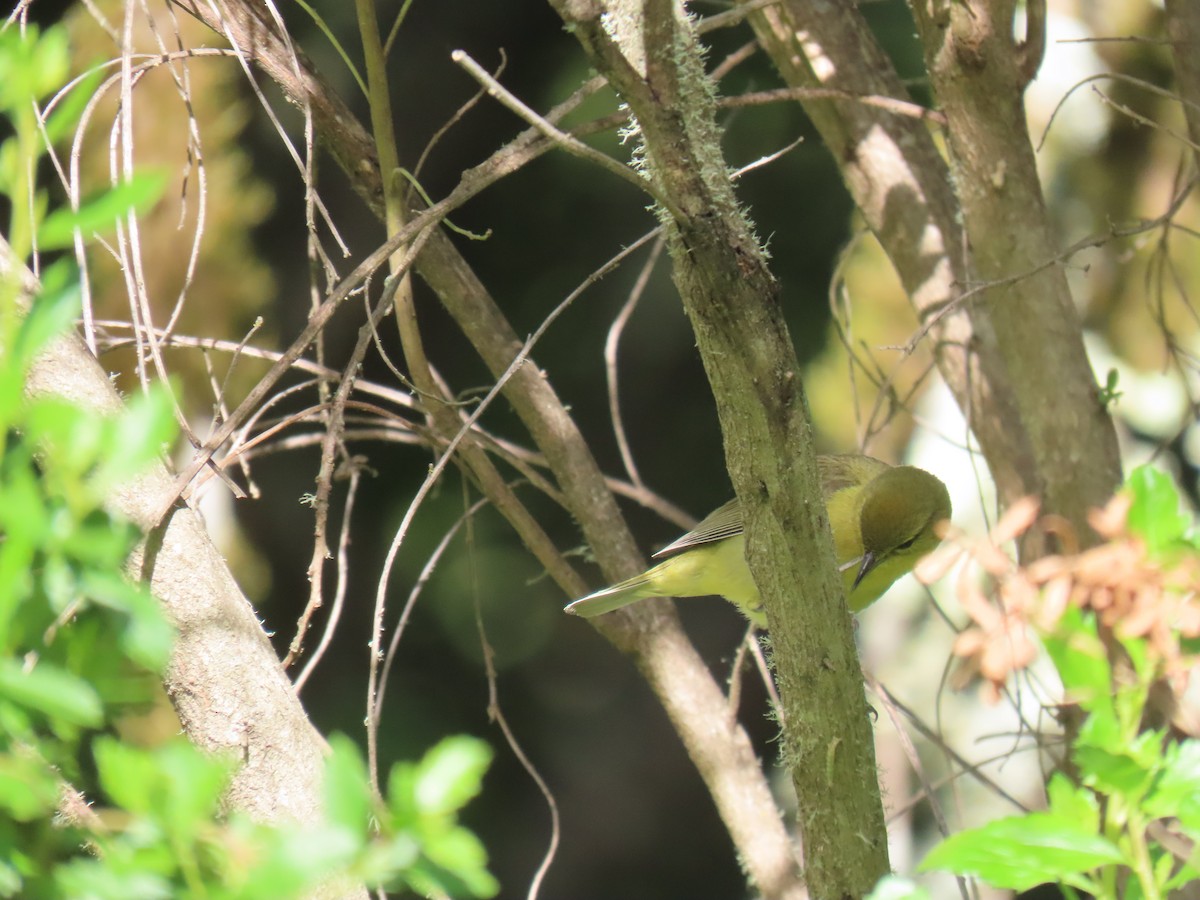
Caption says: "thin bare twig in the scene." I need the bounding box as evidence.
[605,233,664,489]
[469,497,561,900]
[451,49,665,208]
[722,86,945,125]
[372,495,491,730]
[294,464,364,691]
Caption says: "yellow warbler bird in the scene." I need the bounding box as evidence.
[565,454,951,627]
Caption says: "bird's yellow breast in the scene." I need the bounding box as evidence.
[643,536,760,616]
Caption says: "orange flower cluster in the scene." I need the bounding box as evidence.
[915,493,1200,707]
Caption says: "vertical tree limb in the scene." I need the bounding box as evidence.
[905,0,1122,545]
[745,0,1122,547]
[552,1,891,896]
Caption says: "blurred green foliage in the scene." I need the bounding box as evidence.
[0,23,496,900]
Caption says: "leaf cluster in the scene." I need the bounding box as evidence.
[0,23,497,900]
[897,469,1200,900]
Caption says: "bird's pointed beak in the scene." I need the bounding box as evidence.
[852,551,877,590]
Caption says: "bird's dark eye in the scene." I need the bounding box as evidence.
[896,536,918,551]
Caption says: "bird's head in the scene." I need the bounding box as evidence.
[854,466,952,590]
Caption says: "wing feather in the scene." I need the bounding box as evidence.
[648,455,891,560]
[652,498,743,558]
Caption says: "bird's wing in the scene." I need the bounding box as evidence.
[818,453,889,496]
[650,456,891,560]
[651,498,744,558]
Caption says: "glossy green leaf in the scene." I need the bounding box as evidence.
[79,572,173,673]
[920,811,1123,891]
[233,821,358,900]
[92,738,156,815]
[153,739,232,839]
[53,859,172,900]
[96,386,177,485]
[1043,608,1120,718]
[0,25,69,112]
[1045,773,1100,830]
[424,825,499,897]
[1075,744,1154,797]
[95,736,230,833]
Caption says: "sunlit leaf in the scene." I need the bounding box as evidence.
[920,811,1123,891]
[0,751,62,820]
[413,735,492,817]
[37,172,168,250]
[324,733,372,839]
[1126,466,1192,555]
[867,875,932,900]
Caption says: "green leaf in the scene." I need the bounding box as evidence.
[1146,740,1200,822]
[424,825,499,897]
[53,859,173,900]
[324,733,372,839]
[233,820,358,900]
[0,658,103,728]
[36,171,168,250]
[413,736,492,817]
[1126,466,1192,555]
[1075,743,1155,797]
[401,852,499,900]
[95,736,231,835]
[92,737,156,814]
[0,859,22,897]
[1045,773,1100,831]
[360,832,421,882]
[27,26,70,102]
[42,66,103,145]
[154,739,232,839]
[9,269,81,375]
[79,573,174,673]
[0,25,69,112]
[386,761,418,826]
[0,752,62,820]
[920,811,1123,891]
[94,386,177,486]
[1043,609,1115,717]
[868,875,932,900]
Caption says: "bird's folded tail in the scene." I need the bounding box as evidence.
[564,575,656,618]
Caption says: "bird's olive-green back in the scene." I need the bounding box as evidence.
[651,454,890,558]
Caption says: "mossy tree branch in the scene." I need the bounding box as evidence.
[551,1,890,896]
